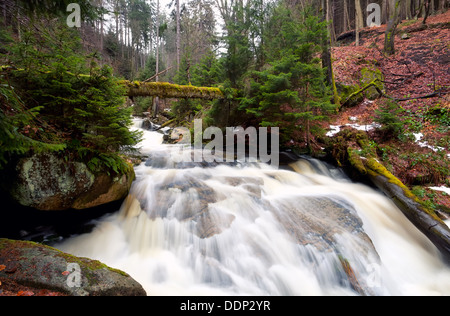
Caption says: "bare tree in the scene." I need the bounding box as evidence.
[384,0,402,55]
[176,0,181,72]
[355,0,363,46]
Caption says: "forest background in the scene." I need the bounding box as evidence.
[0,0,449,210]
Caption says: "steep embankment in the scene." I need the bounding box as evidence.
[327,11,450,215]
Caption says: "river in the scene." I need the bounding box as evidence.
[55,118,450,296]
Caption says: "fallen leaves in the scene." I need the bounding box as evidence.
[0,277,68,296]
[0,265,5,272]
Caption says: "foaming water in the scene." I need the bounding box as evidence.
[55,120,450,296]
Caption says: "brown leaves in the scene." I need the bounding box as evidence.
[0,265,6,272]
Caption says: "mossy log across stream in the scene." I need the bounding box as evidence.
[121,81,225,100]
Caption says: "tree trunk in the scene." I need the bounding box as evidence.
[100,0,103,53]
[343,0,351,32]
[321,0,333,86]
[2,0,6,27]
[405,0,412,19]
[414,0,424,19]
[355,0,363,46]
[115,1,119,43]
[422,0,431,25]
[440,0,446,12]
[176,0,181,73]
[381,0,388,24]
[384,0,402,55]
[154,0,160,117]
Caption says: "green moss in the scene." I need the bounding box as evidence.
[0,239,130,278]
[364,158,442,221]
[337,83,364,107]
[121,80,225,100]
[360,67,385,100]
[347,148,367,175]
[328,129,445,225]
[54,247,131,280]
[366,158,409,191]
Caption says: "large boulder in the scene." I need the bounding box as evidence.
[6,153,134,211]
[0,238,146,296]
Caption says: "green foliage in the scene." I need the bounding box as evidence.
[221,4,253,89]
[137,55,159,81]
[191,51,225,88]
[0,82,66,168]
[374,99,405,139]
[0,20,142,173]
[239,6,334,147]
[172,51,225,122]
[15,0,98,20]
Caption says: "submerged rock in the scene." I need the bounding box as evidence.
[6,153,134,211]
[0,238,146,296]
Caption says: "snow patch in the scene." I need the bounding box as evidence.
[413,132,447,157]
[326,123,381,137]
[429,186,450,195]
[326,125,341,137]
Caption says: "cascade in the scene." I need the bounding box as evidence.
[56,118,450,296]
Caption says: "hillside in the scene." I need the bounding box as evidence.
[328,11,450,213]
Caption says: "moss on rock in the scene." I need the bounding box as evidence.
[0,238,147,296]
[6,152,134,211]
[337,83,365,107]
[360,67,385,100]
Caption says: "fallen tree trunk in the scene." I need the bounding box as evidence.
[121,81,225,100]
[328,130,450,264]
[363,158,450,264]
[342,78,448,106]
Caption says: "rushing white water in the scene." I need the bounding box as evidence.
[56,118,450,296]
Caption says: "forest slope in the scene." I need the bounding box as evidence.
[328,11,450,212]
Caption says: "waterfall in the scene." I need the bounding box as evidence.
[55,119,450,296]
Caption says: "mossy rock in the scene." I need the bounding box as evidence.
[7,152,135,211]
[0,238,147,296]
[360,67,385,100]
[337,83,365,107]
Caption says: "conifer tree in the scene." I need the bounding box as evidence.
[240,6,334,149]
[0,19,141,173]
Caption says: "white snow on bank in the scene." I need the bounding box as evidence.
[326,122,381,137]
[429,186,450,195]
[413,133,450,159]
[413,132,445,152]
[326,119,449,158]
[326,125,341,137]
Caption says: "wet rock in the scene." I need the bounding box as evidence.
[270,196,375,253]
[6,153,134,211]
[0,238,146,296]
